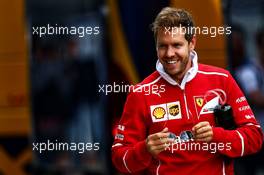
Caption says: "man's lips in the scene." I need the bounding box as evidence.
[166,60,177,64]
[164,59,180,64]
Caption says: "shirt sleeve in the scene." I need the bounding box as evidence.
[212,71,263,157]
[111,91,153,173]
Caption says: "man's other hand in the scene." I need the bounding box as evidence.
[146,127,174,157]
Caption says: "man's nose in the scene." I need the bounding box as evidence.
[166,46,175,58]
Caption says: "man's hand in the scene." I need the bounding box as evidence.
[146,127,173,157]
[192,121,213,142]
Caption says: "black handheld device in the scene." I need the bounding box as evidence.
[214,104,236,130]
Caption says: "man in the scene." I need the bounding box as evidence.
[111,7,263,175]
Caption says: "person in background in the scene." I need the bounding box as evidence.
[234,29,264,175]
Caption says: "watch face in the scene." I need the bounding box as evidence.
[180,130,194,141]
[168,130,194,143]
[168,132,178,140]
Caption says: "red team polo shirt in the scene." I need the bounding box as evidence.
[112,51,263,175]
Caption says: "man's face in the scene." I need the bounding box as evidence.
[156,27,196,80]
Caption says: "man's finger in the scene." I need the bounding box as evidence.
[195,136,212,142]
[158,137,175,145]
[195,131,212,139]
[196,125,211,134]
[192,121,210,132]
[149,137,172,147]
[148,128,169,140]
[148,133,170,141]
[161,127,169,133]
[152,143,170,151]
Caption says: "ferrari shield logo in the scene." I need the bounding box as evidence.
[196,98,204,107]
[193,95,220,118]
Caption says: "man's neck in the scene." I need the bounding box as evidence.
[173,59,192,84]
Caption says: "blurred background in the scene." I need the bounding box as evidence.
[0,0,263,174]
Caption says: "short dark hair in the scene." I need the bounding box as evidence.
[151,7,195,43]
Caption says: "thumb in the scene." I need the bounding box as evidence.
[161,127,169,133]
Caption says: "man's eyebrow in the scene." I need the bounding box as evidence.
[173,41,184,44]
[157,42,166,46]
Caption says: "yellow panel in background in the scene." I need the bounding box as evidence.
[107,0,139,83]
[0,0,30,136]
[171,0,227,68]
[0,0,32,174]
[0,0,26,55]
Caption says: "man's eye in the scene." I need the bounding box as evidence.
[158,44,166,48]
[173,44,181,48]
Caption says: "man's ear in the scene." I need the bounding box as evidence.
[189,35,196,51]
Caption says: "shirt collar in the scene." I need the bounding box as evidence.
[156,50,198,89]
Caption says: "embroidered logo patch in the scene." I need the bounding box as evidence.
[193,95,219,118]
[195,97,204,107]
[153,107,166,119]
[150,101,181,122]
[115,134,124,140]
[167,101,181,120]
[117,125,125,131]
[150,104,167,122]
[168,104,179,116]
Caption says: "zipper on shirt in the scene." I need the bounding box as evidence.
[183,90,190,120]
